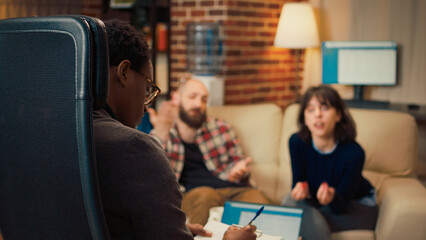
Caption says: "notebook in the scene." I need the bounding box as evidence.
[194,220,282,240]
[221,201,303,240]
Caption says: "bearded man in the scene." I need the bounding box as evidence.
[148,78,269,226]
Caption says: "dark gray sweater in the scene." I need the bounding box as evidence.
[93,108,193,240]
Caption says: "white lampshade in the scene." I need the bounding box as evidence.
[274,3,320,49]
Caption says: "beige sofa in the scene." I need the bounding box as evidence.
[207,103,426,240]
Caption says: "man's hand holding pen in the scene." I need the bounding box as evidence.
[223,225,258,240]
[188,223,258,240]
[190,206,265,240]
[228,205,265,238]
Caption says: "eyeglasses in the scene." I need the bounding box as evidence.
[133,68,161,105]
[143,76,161,105]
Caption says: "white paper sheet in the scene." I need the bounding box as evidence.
[194,220,282,240]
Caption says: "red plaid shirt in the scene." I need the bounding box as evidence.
[150,118,246,183]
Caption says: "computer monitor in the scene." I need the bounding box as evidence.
[322,41,397,109]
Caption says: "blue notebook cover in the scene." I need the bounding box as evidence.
[221,201,303,240]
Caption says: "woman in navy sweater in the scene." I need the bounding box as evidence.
[282,85,378,240]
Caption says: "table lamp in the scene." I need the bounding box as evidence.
[274,2,320,99]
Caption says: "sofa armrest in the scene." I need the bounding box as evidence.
[376,177,426,240]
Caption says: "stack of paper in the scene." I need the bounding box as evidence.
[194,220,282,240]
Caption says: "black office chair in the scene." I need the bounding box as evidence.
[0,15,110,240]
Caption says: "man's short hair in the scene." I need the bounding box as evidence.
[104,19,151,72]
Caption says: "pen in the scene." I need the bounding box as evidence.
[248,205,264,225]
[232,224,263,236]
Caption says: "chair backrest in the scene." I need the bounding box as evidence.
[0,15,110,240]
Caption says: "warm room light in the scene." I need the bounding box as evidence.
[274,2,320,99]
[274,2,320,49]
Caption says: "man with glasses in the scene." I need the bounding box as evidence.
[93,19,257,240]
[148,78,270,226]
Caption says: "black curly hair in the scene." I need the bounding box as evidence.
[297,85,357,144]
[104,19,151,72]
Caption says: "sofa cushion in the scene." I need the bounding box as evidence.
[208,104,283,201]
[349,108,418,176]
[276,104,299,202]
[331,230,375,240]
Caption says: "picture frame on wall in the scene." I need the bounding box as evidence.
[110,0,135,9]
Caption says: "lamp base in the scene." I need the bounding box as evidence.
[294,49,302,101]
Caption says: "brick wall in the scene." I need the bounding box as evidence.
[82,0,103,19]
[82,0,305,109]
[170,0,304,109]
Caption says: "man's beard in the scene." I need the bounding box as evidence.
[179,105,206,129]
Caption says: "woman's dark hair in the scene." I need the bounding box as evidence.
[297,85,356,143]
[104,19,151,72]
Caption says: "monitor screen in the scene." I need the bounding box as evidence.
[322,41,397,86]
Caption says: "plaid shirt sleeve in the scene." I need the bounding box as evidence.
[196,118,246,183]
[150,126,185,180]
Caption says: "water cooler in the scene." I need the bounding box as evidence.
[186,23,224,106]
